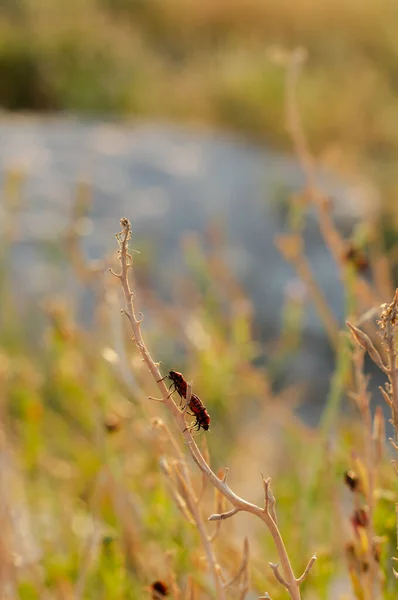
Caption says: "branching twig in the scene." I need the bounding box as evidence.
[223,537,249,590]
[208,507,240,522]
[284,46,380,315]
[155,421,225,598]
[275,234,339,350]
[263,476,278,526]
[296,555,317,585]
[269,562,289,590]
[110,218,316,600]
[209,483,224,543]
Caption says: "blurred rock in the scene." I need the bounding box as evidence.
[0,117,375,415]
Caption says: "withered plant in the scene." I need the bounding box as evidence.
[110,217,316,600]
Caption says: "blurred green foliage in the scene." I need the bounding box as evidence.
[1,3,398,593]
[0,187,397,598]
[2,0,398,181]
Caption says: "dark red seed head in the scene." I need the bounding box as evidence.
[344,470,359,492]
[352,507,369,529]
[150,580,169,597]
[343,243,369,272]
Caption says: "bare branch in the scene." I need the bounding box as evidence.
[111,218,312,600]
[393,557,398,579]
[347,321,387,373]
[379,385,392,407]
[390,439,398,452]
[222,468,229,484]
[209,508,240,522]
[197,438,211,503]
[238,554,250,600]
[64,184,106,284]
[184,575,197,600]
[262,476,278,525]
[108,267,121,279]
[296,555,317,584]
[166,551,182,600]
[209,487,225,543]
[275,234,339,350]
[269,563,290,590]
[159,458,196,526]
[223,537,249,590]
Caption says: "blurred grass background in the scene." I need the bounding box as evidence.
[2,0,398,182]
[1,1,398,598]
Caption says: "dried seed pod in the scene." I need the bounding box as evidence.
[343,242,369,272]
[352,507,369,529]
[345,542,358,570]
[104,413,121,433]
[149,581,169,598]
[373,406,386,463]
[344,470,359,492]
[346,322,387,372]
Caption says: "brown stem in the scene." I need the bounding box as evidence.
[111,218,315,600]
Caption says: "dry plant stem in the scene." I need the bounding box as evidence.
[348,293,398,576]
[285,48,379,308]
[166,551,182,600]
[157,419,225,597]
[274,232,339,349]
[209,489,225,543]
[279,238,339,350]
[223,538,249,590]
[74,469,107,599]
[386,328,398,436]
[235,538,250,599]
[185,575,196,600]
[65,186,104,284]
[380,292,398,567]
[111,227,225,599]
[111,218,315,600]
[351,348,380,599]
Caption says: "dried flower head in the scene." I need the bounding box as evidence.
[351,507,369,530]
[104,413,121,433]
[377,289,398,336]
[343,242,369,272]
[149,580,169,598]
[344,470,359,492]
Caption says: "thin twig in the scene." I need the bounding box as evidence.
[208,507,240,522]
[208,479,227,543]
[223,538,249,590]
[269,562,289,590]
[296,555,317,585]
[263,476,278,526]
